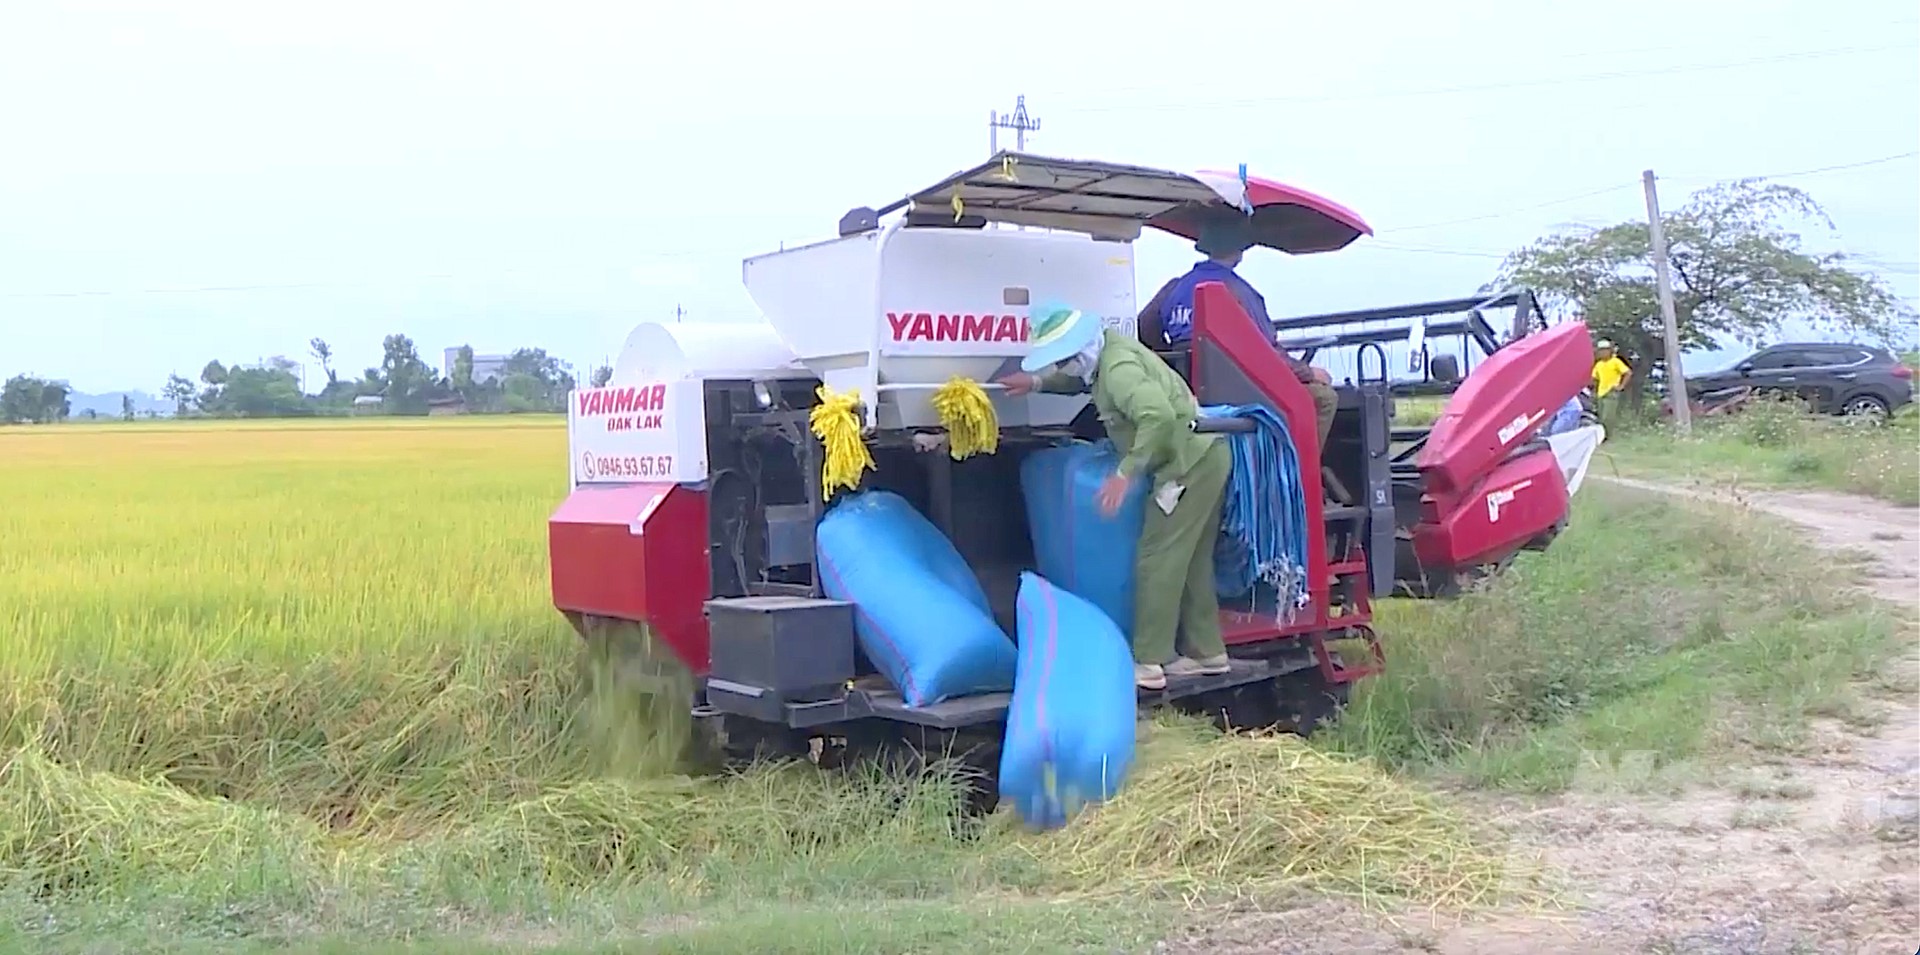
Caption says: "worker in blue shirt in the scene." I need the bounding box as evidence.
[1137,216,1339,452]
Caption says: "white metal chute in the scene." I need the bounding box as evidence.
[610,320,807,385]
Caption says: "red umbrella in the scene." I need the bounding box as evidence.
[1147,166,1373,255]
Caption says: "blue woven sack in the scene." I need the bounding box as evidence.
[998,571,1137,830]
[1018,441,1149,638]
[815,490,1016,707]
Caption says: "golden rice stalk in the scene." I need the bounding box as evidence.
[0,745,351,895]
[1026,720,1542,911]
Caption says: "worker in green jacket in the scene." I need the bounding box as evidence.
[997,303,1232,691]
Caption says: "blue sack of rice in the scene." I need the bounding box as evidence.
[998,571,1137,830]
[1018,441,1150,639]
[814,490,1016,707]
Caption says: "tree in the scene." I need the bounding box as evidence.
[218,366,310,417]
[450,344,477,403]
[590,364,613,388]
[1,375,70,424]
[182,358,311,418]
[162,374,197,416]
[378,333,434,414]
[1493,178,1911,392]
[309,338,337,386]
[497,347,576,411]
[120,394,134,421]
[197,359,229,413]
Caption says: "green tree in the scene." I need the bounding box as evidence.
[120,394,134,421]
[497,347,576,411]
[197,360,229,413]
[162,374,197,416]
[590,364,613,388]
[1493,178,1910,394]
[42,382,69,421]
[378,334,435,414]
[309,337,337,386]
[218,366,311,417]
[1,375,70,424]
[449,344,481,409]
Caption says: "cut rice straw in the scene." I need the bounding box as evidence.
[1025,717,1549,911]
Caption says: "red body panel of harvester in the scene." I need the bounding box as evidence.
[1188,281,1340,646]
[1411,319,1592,569]
[548,481,712,673]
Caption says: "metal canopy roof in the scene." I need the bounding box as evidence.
[901,151,1372,254]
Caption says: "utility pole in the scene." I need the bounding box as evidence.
[989,95,1041,155]
[674,304,686,323]
[1642,169,1691,435]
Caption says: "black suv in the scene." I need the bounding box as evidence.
[1685,342,1915,421]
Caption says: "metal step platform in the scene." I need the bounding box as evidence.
[753,656,1316,731]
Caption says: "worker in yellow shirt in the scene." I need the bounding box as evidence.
[1591,339,1633,427]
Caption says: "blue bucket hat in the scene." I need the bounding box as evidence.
[1020,303,1102,374]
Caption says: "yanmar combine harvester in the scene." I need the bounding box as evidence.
[548,152,1600,789]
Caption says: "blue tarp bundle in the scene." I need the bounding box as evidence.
[814,490,1017,707]
[998,571,1137,830]
[1201,403,1311,617]
[1019,440,1150,638]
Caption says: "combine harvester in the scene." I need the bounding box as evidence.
[548,152,1603,798]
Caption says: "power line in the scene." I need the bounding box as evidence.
[1054,42,1914,114]
[1666,151,1920,184]
[1378,184,1642,235]
[1375,150,1920,239]
[1364,242,1509,260]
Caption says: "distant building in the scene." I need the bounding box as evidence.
[427,396,468,416]
[352,395,383,415]
[443,347,511,384]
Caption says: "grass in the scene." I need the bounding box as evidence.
[1604,397,1920,505]
[0,416,1905,951]
[1326,482,1903,793]
[1394,395,1447,426]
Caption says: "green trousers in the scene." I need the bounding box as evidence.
[1596,392,1622,429]
[1131,439,1233,666]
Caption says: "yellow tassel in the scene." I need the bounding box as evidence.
[931,376,999,460]
[809,385,874,500]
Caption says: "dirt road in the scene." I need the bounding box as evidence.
[1163,481,1920,955]
[1601,477,1919,609]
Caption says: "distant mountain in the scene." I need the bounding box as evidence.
[67,390,174,418]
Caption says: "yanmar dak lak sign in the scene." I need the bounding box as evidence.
[566,380,707,485]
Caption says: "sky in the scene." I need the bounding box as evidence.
[2,0,1916,394]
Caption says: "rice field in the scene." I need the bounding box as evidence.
[1,416,587,831]
[0,417,1531,949]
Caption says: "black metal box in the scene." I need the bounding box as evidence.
[705,596,855,703]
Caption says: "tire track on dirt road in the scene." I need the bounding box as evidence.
[1161,479,1919,955]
